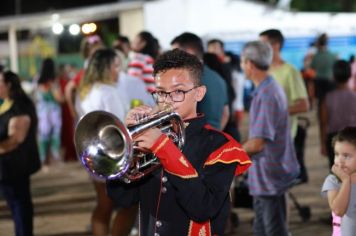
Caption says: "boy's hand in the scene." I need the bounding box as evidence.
[134,127,163,150]
[331,164,350,182]
[351,172,356,182]
[125,105,153,126]
[125,105,164,150]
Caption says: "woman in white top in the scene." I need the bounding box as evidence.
[76,48,137,236]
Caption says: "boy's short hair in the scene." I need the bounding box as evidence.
[332,126,356,148]
[333,60,351,84]
[153,49,203,86]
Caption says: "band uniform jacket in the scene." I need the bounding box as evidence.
[107,116,251,236]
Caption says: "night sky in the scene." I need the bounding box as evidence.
[0,0,118,16]
[0,0,124,50]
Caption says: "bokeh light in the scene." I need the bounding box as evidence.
[69,24,81,35]
[52,23,64,34]
[81,23,97,34]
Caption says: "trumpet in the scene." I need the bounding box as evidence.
[74,106,185,183]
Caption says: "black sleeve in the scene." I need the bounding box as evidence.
[106,180,140,208]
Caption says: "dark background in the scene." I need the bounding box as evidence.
[0,0,117,16]
[0,0,124,52]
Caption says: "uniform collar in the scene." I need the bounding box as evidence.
[183,114,205,136]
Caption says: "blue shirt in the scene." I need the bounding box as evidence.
[247,76,299,196]
[197,66,228,129]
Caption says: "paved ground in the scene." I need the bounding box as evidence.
[0,111,333,235]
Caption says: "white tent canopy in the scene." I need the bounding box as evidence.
[144,0,356,49]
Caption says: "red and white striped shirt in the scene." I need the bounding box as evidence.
[127,52,155,93]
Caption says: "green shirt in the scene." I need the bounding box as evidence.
[311,50,337,81]
[270,63,308,138]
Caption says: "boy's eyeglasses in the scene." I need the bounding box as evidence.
[152,87,198,103]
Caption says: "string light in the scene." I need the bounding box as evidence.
[52,23,64,35]
[69,24,81,35]
[82,23,97,34]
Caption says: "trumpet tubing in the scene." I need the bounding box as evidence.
[74,108,185,183]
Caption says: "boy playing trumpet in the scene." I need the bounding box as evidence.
[107,49,251,236]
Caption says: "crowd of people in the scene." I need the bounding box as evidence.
[0,28,355,236]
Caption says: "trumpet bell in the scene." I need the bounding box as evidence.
[74,106,185,183]
[74,111,133,180]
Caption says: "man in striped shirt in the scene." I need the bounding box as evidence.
[241,41,300,236]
